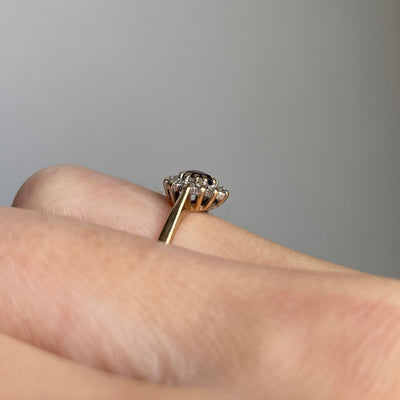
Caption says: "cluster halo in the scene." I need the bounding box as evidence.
[163,170,229,211]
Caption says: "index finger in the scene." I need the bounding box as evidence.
[13,164,352,273]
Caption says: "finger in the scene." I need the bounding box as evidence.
[5,204,345,391]
[13,164,351,272]
[0,333,227,400]
[0,206,397,398]
[0,204,265,386]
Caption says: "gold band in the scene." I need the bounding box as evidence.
[158,184,191,243]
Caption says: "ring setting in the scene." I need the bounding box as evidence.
[163,170,229,212]
[158,170,229,243]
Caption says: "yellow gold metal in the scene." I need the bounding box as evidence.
[204,189,218,210]
[158,184,191,243]
[193,187,206,212]
[167,185,175,204]
[163,179,168,194]
[216,193,228,207]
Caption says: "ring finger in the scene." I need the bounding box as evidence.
[12,164,351,273]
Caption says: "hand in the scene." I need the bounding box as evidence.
[1,164,399,399]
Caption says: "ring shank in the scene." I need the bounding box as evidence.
[158,185,191,244]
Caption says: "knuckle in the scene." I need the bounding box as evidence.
[12,164,85,210]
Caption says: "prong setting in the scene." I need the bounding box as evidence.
[163,170,229,212]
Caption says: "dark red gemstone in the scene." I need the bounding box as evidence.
[183,170,213,185]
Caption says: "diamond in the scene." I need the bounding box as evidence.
[190,186,200,195]
[172,181,183,191]
[216,191,226,202]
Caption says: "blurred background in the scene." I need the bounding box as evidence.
[0,1,399,277]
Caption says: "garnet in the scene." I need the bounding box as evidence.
[182,170,214,185]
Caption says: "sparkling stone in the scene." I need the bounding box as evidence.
[172,182,183,191]
[190,186,200,195]
[216,190,227,202]
[205,187,217,197]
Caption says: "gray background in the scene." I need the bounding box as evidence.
[0,1,399,277]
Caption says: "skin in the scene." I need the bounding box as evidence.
[0,164,399,399]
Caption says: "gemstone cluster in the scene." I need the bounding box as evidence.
[163,170,229,211]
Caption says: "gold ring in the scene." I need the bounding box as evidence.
[158,170,229,244]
